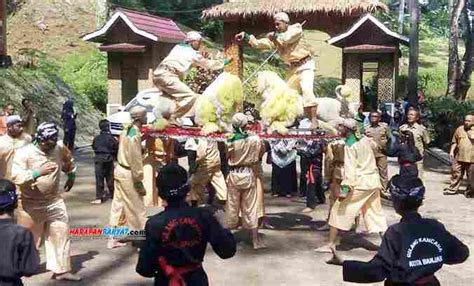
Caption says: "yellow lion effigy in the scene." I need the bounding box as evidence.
[256,71,304,135]
[194,72,244,135]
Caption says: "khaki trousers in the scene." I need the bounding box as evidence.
[109,165,146,230]
[17,199,71,274]
[375,156,389,196]
[254,165,265,219]
[286,61,317,108]
[189,167,227,204]
[447,160,473,192]
[153,70,198,118]
[329,188,387,233]
[143,157,163,207]
[226,172,258,230]
[417,160,424,179]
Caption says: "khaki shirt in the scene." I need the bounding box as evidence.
[249,23,311,66]
[452,126,474,163]
[324,139,345,182]
[143,137,169,168]
[365,123,390,157]
[342,137,381,191]
[154,44,225,79]
[117,125,144,183]
[0,115,6,136]
[186,139,221,170]
[227,136,264,167]
[0,133,32,179]
[12,141,76,204]
[399,123,430,155]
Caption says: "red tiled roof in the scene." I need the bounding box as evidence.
[83,8,185,43]
[99,43,147,53]
[344,44,397,53]
[118,8,186,42]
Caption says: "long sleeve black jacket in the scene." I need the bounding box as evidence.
[343,213,469,286]
[136,202,236,286]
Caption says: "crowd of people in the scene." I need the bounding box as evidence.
[0,10,472,286]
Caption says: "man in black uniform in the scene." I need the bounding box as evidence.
[330,175,469,285]
[91,119,118,204]
[136,162,236,286]
[0,179,40,286]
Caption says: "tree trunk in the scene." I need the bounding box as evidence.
[407,0,419,107]
[459,3,474,100]
[446,0,465,97]
[398,0,406,34]
[96,0,109,28]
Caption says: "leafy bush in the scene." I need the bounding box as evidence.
[200,20,223,41]
[419,68,446,97]
[57,51,108,112]
[425,97,474,150]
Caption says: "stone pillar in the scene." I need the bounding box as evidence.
[223,21,243,78]
[107,53,122,115]
[0,0,11,67]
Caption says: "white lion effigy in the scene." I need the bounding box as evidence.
[256,71,304,135]
[315,84,354,126]
[136,73,243,135]
[194,72,244,135]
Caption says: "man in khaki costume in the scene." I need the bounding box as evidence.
[0,116,31,179]
[399,110,430,179]
[236,12,319,129]
[12,122,80,281]
[226,113,266,249]
[316,119,387,257]
[444,114,474,196]
[143,137,173,207]
[108,106,147,249]
[153,31,229,122]
[186,138,227,206]
[364,111,391,198]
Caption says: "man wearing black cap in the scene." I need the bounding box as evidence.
[330,175,470,285]
[0,179,40,286]
[136,162,236,286]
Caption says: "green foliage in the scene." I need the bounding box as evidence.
[200,20,224,40]
[57,51,108,112]
[425,96,474,149]
[419,68,447,97]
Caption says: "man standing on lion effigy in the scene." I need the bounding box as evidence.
[152,31,231,125]
[235,12,319,129]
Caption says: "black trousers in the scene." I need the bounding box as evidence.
[95,160,114,200]
[64,129,76,151]
[299,157,310,196]
[306,166,324,209]
[271,161,297,196]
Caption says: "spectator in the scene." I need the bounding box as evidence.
[444,114,474,196]
[91,120,118,204]
[364,112,391,199]
[270,140,298,198]
[21,99,36,136]
[61,99,76,151]
[399,110,430,179]
[380,105,391,125]
[0,105,15,136]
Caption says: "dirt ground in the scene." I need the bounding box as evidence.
[23,148,474,286]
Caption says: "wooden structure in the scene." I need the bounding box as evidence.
[328,14,409,107]
[0,0,11,67]
[83,8,185,115]
[203,0,388,78]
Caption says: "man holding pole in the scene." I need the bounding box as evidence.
[235,12,319,129]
